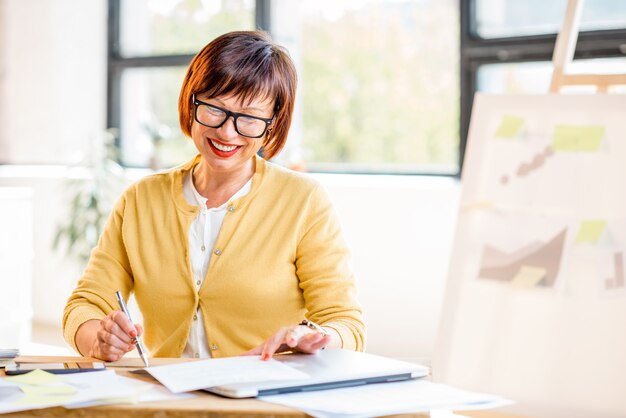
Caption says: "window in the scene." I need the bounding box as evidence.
[477,58,626,94]
[119,0,255,57]
[475,0,626,38]
[110,1,624,175]
[279,0,460,175]
[461,0,626,170]
[109,0,459,175]
[108,0,257,168]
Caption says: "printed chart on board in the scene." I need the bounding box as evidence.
[434,94,626,418]
[461,94,625,296]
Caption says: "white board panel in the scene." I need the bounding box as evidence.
[433,94,626,418]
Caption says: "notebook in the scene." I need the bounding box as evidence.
[205,348,428,398]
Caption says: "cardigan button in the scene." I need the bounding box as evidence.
[214,248,222,256]
[227,205,235,212]
[210,344,218,351]
[193,314,197,320]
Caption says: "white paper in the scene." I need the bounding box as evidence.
[65,374,195,408]
[146,355,309,393]
[0,380,22,404]
[296,399,516,418]
[0,370,134,414]
[259,379,513,418]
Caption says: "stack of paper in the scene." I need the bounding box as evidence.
[145,355,309,393]
[0,349,18,369]
[0,368,193,414]
[259,379,513,418]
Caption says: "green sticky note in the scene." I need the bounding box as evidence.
[19,384,77,396]
[552,125,604,152]
[495,115,525,138]
[4,369,61,385]
[511,266,546,287]
[575,220,607,243]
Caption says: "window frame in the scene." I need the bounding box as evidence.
[107,0,626,176]
[460,1,626,173]
[106,0,270,165]
[107,0,462,176]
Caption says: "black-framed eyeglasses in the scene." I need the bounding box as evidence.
[192,94,274,138]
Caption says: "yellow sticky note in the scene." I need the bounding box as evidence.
[13,394,74,406]
[552,125,604,152]
[495,115,525,138]
[4,369,61,385]
[511,266,547,287]
[19,384,77,396]
[576,220,607,243]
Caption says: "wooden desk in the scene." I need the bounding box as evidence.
[1,356,524,418]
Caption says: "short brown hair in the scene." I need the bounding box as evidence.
[178,31,297,159]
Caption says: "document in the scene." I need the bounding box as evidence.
[0,370,128,414]
[65,374,195,408]
[0,368,192,414]
[259,379,513,418]
[146,355,309,393]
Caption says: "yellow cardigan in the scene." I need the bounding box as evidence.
[63,155,365,358]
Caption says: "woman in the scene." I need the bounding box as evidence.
[63,31,365,361]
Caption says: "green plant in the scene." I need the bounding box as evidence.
[53,129,126,265]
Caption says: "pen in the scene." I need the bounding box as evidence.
[115,290,150,367]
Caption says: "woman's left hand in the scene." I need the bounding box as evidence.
[242,325,332,360]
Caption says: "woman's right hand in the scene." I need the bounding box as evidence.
[76,311,143,361]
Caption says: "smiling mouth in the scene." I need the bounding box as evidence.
[210,139,238,152]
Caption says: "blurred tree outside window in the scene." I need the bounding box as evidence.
[120,0,255,57]
[119,66,198,168]
[114,0,255,168]
[111,0,626,175]
[112,0,460,175]
[295,0,459,174]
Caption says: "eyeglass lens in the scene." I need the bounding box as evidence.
[196,104,268,137]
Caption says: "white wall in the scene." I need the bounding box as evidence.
[0,0,461,362]
[315,174,459,361]
[0,0,108,347]
[0,166,93,334]
[0,0,107,164]
[0,187,33,348]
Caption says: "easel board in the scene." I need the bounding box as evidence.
[433,93,626,418]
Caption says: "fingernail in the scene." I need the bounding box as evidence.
[263,354,270,361]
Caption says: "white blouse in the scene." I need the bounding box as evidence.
[181,171,252,358]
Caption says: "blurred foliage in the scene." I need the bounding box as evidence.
[143,67,197,169]
[300,1,459,169]
[120,0,254,168]
[119,0,459,172]
[121,0,254,56]
[53,130,127,265]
